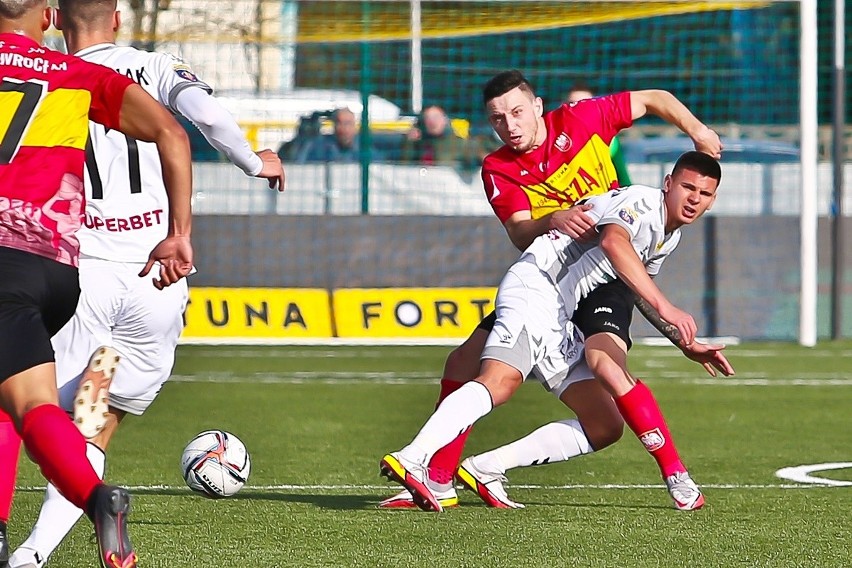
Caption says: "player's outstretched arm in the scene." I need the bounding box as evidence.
[599,224,697,346]
[172,88,285,191]
[629,89,722,158]
[635,297,735,377]
[116,84,194,288]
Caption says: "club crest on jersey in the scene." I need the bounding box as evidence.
[554,133,572,152]
[618,207,638,225]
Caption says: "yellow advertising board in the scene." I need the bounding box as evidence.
[183,288,332,340]
[332,287,496,338]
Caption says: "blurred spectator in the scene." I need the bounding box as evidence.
[565,82,632,186]
[401,105,486,170]
[298,107,365,163]
[277,111,324,162]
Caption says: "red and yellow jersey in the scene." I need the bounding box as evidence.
[0,33,133,266]
[482,92,633,224]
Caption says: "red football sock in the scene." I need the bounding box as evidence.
[20,404,101,510]
[427,379,471,485]
[0,409,21,522]
[614,381,686,478]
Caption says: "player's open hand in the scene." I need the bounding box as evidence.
[139,235,193,290]
[681,341,735,377]
[550,204,596,241]
[691,126,723,159]
[255,149,286,191]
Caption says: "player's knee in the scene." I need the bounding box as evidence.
[477,373,522,407]
[586,419,624,450]
[586,357,633,396]
[442,344,480,383]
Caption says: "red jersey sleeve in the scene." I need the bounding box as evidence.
[82,60,135,130]
[561,91,633,145]
[481,156,531,224]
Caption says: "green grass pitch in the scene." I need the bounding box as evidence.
[8,341,852,567]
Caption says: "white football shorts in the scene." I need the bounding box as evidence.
[481,256,592,398]
[54,256,188,415]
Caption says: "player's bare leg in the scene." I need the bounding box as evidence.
[0,365,137,567]
[585,332,704,510]
[11,408,126,568]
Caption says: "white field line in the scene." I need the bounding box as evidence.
[20,463,851,492]
[14,482,845,493]
[177,349,400,359]
[775,462,852,487]
[178,345,852,360]
[640,349,852,359]
[167,372,852,386]
[179,337,738,347]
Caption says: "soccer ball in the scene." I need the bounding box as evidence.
[180,430,251,498]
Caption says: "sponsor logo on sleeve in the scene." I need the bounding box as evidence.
[618,207,637,225]
[174,65,199,82]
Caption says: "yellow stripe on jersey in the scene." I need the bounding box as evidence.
[525,135,619,220]
[22,88,92,150]
[0,90,23,144]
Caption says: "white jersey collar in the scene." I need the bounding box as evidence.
[74,42,118,58]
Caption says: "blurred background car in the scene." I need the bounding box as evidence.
[622,136,800,164]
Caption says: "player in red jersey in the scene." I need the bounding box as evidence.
[380,70,732,512]
[0,1,193,567]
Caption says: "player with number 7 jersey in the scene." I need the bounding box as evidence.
[0,35,134,265]
[0,2,196,568]
[8,2,283,568]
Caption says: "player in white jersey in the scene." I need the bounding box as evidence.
[379,151,721,513]
[9,1,284,567]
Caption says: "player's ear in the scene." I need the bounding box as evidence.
[42,6,53,31]
[533,96,544,118]
[663,173,672,192]
[114,10,122,32]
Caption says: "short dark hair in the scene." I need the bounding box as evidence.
[566,80,594,97]
[672,151,722,184]
[57,0,116,30]
[0,0,43,19]
[482,70,535,106]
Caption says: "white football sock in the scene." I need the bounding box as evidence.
[473,419,594,474]
[12,442,105,565]
[399,381,493,465]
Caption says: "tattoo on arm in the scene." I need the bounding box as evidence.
[634,297,682,346]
